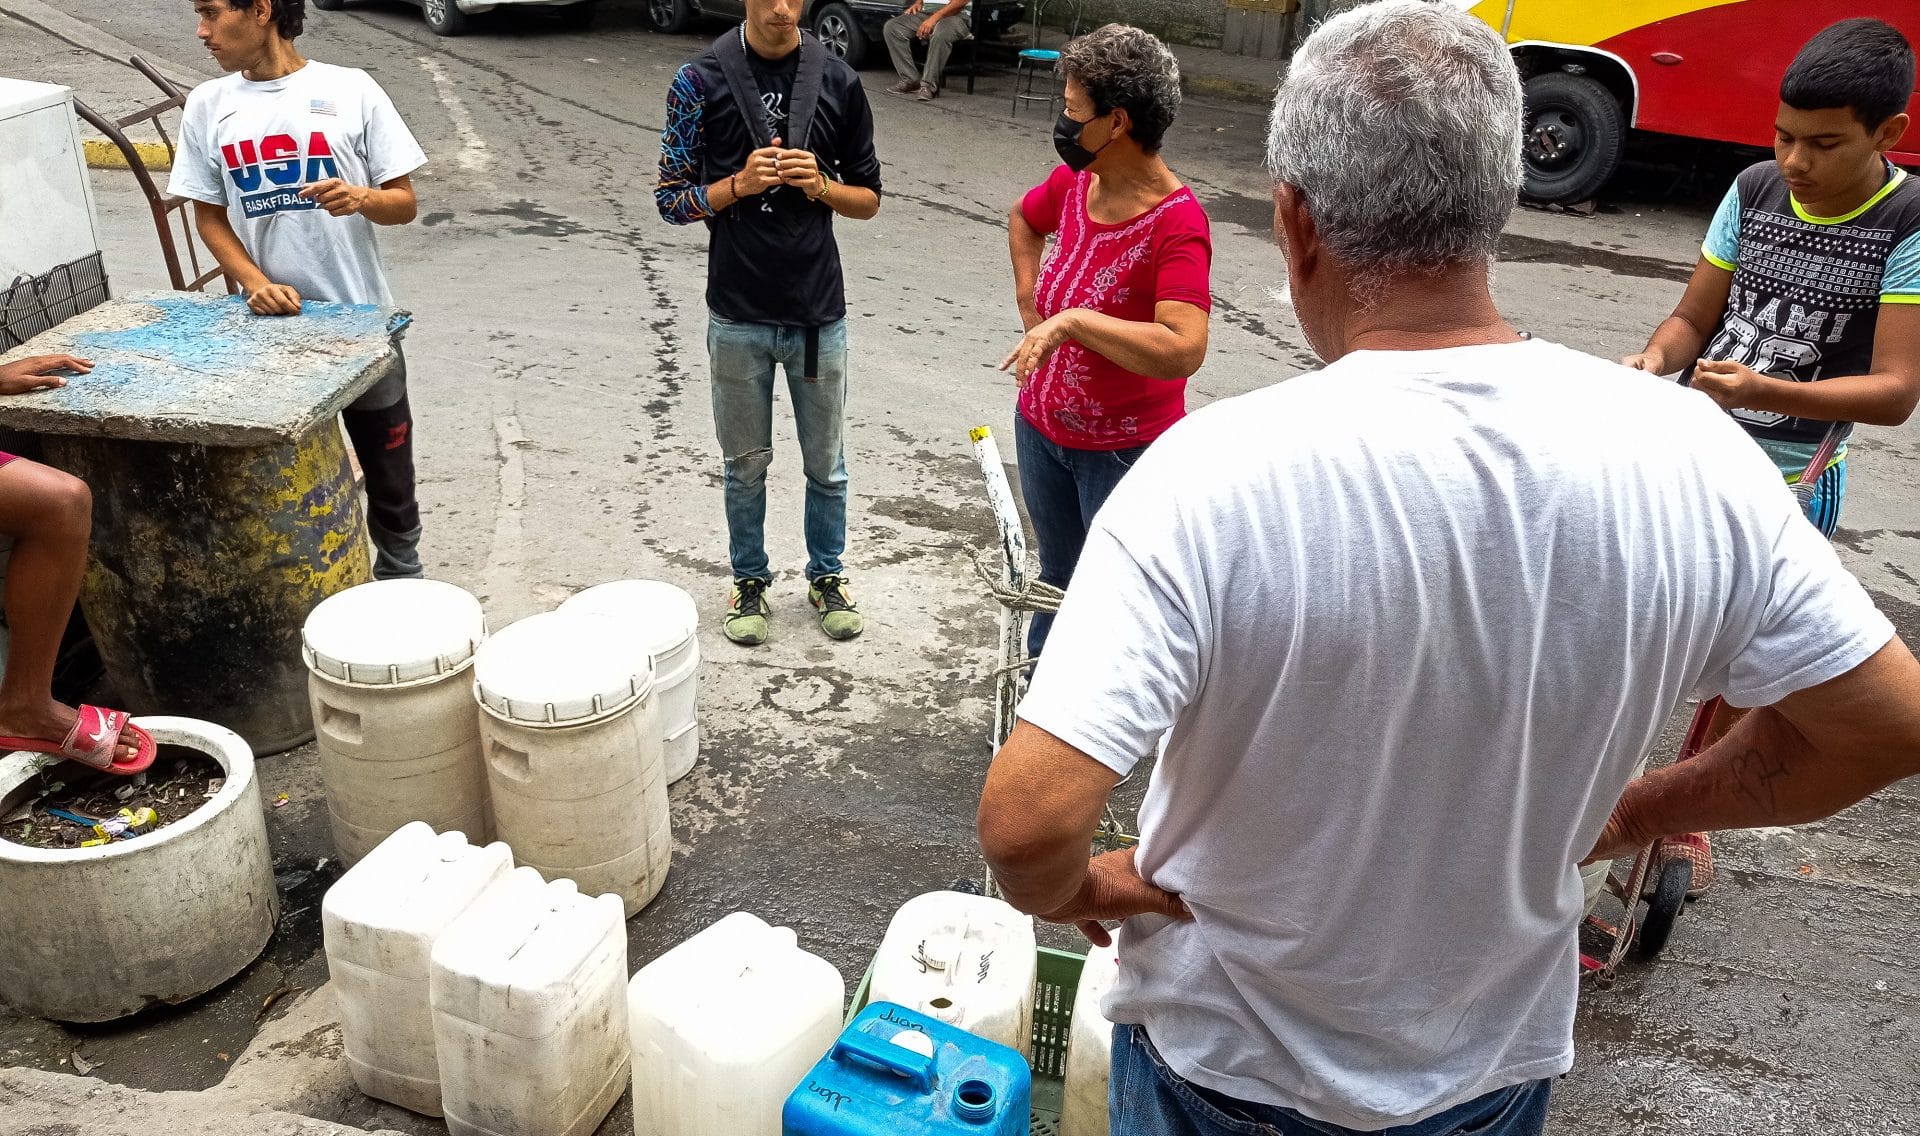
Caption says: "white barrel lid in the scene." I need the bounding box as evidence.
[558,580,699,658]
[473,611,653,727]
[303,579,487,686]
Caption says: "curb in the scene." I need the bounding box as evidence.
[0,0,207,89]
[84,137,173,171]
[1183,72,1278,108]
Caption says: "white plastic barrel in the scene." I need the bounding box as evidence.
[559,580,701,784]
[627,911,845,1136]
[321,821,513,1117]
[1061,942,1120,1136]
[303,579,490,865]
[429,867,631,1136]
[869,891,1038,1057]
[473,611,671,918]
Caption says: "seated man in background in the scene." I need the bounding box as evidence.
[884,0,972,101]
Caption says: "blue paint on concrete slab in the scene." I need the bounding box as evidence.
[0,291,411,446]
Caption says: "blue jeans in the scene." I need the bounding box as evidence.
[1110,1025,1551,1136]
[708,316,849,581]
[1015,414,1148,659]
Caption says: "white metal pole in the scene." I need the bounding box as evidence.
[970,426,1028,753]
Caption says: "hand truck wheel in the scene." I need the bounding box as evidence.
[1634,856,1692,960]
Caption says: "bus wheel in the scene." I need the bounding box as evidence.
[1521,72,1624,206]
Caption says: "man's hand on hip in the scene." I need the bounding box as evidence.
[1581,810,1645,866]
[1040,847,1192,948]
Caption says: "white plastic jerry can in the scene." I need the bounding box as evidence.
[558,580,702,784]
[429,867,631,1136]
[321,821,514,1117]
[868,891,1038,1057]
[628,911,846,1136]
[1061,942,1121,1136]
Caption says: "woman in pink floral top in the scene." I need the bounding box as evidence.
[1004,24,1213,659]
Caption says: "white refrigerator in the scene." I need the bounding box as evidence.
[0,76,103,285]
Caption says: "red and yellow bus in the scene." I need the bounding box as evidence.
[1459,1,1920,203]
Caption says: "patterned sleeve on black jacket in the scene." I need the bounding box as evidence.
[657,63,713,224]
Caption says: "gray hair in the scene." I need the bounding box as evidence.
[1266,0,1522,291]
[1059,24,1183,154]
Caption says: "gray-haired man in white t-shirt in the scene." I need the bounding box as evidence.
[977,5,1920,1135]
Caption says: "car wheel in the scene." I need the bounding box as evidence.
[1521,71,1625,206]
[647,0,692,33]
[311,0,345,9]
[812,2,867,68]
[421,0,471,35]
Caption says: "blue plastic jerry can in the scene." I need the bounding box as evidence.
[783,1002,1032,1136]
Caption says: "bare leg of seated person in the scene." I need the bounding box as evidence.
[0,459,140,766]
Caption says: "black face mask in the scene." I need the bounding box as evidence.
[1053,110,1112,172]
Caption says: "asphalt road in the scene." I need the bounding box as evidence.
[2,1,1918,1132]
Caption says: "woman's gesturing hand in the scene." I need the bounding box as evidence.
[1001,310,1078,387]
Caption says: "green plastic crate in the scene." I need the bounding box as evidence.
[849,946,1089,1136]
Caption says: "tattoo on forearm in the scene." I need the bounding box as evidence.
[1730,746,1791,811]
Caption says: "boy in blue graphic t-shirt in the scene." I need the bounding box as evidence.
[1623,17,1919,898]
[1626,17,1919,539]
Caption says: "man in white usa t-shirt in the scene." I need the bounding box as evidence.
[977,5,1920,1136]
[171,0,429,579]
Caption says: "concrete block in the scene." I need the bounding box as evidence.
[0,291,409,446]
[0,1065,412,1136]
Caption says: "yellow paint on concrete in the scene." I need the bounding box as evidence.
[83,137,173,172]
[1466,0,1747,47]
[277,426,373,591]
[213,426,370,592]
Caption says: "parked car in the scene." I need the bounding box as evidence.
[648,0,1026,70]
[1458,0,1920,204]
[311,0,596,38]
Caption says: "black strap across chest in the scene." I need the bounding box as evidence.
[713,25,826,151]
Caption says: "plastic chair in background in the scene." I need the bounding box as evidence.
[1010,0,1084,117]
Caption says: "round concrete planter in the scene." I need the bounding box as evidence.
[0,717,278,1022]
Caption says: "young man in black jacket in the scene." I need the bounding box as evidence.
[656,0,882,647]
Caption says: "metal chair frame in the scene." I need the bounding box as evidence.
[1009,0,1084,117]
[72,57,234,295]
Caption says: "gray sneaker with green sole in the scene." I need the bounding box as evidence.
[725,577,772,645]
[808,574,864,640]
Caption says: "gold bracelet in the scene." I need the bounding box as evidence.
[813,175,830,201]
